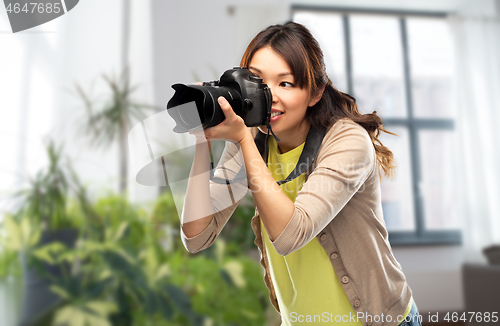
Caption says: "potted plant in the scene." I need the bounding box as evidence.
[0,217,24,326]
[4,141,87,325]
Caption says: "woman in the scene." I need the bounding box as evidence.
[180,22,421,326]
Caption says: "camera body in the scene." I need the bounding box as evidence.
[167,67,272,133]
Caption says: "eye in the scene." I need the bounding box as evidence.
[250,72,264,82]
[280,81,294,88]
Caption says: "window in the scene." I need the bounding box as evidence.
[293,7,461,245]
[0,16,59,218]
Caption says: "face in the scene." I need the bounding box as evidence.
[248,46,319,142]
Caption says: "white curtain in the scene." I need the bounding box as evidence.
[449,12,500,262]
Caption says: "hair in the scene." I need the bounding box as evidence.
[240,21,397,180]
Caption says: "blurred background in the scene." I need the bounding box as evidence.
[1,0,499,325]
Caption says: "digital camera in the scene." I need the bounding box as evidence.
[166,67,272,133]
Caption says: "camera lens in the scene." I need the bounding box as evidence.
[167,83,242,133]
[177,88,206,128]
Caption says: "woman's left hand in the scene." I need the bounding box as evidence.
[202,96,250,144]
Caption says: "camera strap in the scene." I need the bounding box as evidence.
[209,124,327,186]
[257,124,327,185]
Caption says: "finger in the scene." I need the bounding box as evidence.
[218,97,236,119]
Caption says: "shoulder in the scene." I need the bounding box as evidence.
[325,118,369,139]
[323,118,372,147]
[317,118,376,165]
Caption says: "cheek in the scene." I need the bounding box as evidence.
[282,91,308,108]
[288,94,311,116]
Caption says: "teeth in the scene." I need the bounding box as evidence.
[271,111,283,118]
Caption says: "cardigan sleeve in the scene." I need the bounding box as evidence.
[180,139,249,253]
[269,119,376,256]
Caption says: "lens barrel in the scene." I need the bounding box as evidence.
[167,84,242,133]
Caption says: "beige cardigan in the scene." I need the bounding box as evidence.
[180,118,412,326]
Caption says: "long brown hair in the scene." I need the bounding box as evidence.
[240,21,397,180]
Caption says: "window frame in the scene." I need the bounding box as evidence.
[292,5,462,246]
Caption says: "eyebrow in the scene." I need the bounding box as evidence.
[248,66,293,77]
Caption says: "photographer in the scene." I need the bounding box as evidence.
[179,22,421,326]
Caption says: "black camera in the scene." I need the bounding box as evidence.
[166,67,272,133]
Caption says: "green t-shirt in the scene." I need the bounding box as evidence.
[261,137,364,325]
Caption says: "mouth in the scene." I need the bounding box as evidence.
[270,109,284,122]
[270,109,284,119]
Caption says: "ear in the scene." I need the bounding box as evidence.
[308,85,325,107]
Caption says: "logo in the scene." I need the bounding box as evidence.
[4,0,79,33]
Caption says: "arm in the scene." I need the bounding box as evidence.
[238,132,296,242]
[198,97,297,243]
[180,138,249,253]
[236,120,375,255]
[181,135,214,237]
[200,98,375,256]
[267,121,376,255]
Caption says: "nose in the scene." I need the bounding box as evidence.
[269,85,279,104]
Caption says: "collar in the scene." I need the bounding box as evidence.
[210,125,326,186]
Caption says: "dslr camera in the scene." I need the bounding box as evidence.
[167,67,272,133]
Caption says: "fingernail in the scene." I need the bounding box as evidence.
[218,97,227,105]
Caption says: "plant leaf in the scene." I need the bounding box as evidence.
[3,216,22,251]
[112,222,128,242]
[53,305,86,326]
[84,301,118,317]
[20,218,32,247]
[165,284,193,317]
[154,263,171,283]
[50,285,72,300]
[223,261,246,288]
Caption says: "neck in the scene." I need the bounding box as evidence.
[276,121,311,154]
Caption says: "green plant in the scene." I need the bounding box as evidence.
[0,142,93,325]
[1,214,41,260]
[0,218,23,279]
[2,174,274,326]
[169,240,269,326]
[150,191,180,228]
[0,141,86,281]
[13,142,84,231]
[26,194,203,326]
[29,192,274,326]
